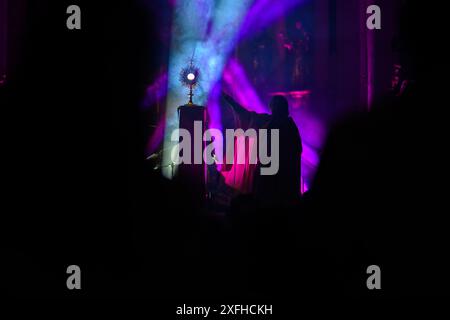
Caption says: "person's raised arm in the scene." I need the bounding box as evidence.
[222,91,250,116]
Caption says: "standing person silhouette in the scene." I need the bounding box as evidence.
[222,92,302,205]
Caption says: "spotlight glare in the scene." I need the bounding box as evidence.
[187,73,195,80]
[162,0,253,179]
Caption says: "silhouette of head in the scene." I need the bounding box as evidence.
[269,95,289,119]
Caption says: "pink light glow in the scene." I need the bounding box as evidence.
[239,0,308,40]
[223,58,268,114]
[219,59,269,192]
[269,90,311,99]
[269,90,312,109]
[221,137,258,194]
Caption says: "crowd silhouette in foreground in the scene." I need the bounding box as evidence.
[135,76,446,299]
